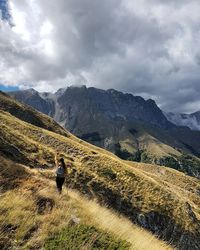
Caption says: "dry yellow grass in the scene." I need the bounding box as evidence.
[126,161,200,221]
[138,134,181,158]
[0,159,174,250]
[67,189,173,250]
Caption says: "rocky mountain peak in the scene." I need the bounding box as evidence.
[9,86,173,130]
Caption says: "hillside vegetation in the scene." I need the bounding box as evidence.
[0,92,200,249]
[114,123,200,179]
[0,156,173,250]
[9,87,200,179]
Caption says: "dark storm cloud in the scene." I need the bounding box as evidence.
[1,0,200,112]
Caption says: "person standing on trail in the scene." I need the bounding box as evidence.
[55,154,67,194]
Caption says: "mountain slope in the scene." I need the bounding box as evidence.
[0,91,68,137]
[165,111,200,131]
[10,86,173,129]
[1,92,200,249]
[9,87,200,179]
[0,156,132,250]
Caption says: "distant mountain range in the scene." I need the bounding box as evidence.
[9,86,200,178]
[165,111,200,131]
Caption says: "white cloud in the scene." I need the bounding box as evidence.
[0,0,200,112]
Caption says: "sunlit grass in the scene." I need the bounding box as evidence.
[0,166,174,250]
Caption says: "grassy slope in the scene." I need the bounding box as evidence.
[118,125,200,179]
[0,109,200,249]
[0,156,172,250]
[118,122,183,159]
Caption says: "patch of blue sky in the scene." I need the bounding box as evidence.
[0,0,11,22]
[0,84,19,92]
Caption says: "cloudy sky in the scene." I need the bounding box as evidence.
[0,0,200,113]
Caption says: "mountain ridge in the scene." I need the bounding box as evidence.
[10,85,173,128]
[9,86,200,179]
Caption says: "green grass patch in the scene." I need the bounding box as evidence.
[44,224,130,250]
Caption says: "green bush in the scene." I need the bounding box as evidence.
[140,151,153,163]
[99,168,117,180]
[159,154,200,178]
[159,156,179,170]
[114,143,143,162]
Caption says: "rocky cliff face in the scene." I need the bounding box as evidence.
[10,85,173,130]
[58,86,173,129]
[10,88,55,117]
[10,85,176,152]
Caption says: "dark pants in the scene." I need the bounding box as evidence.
[56,177,65,193]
